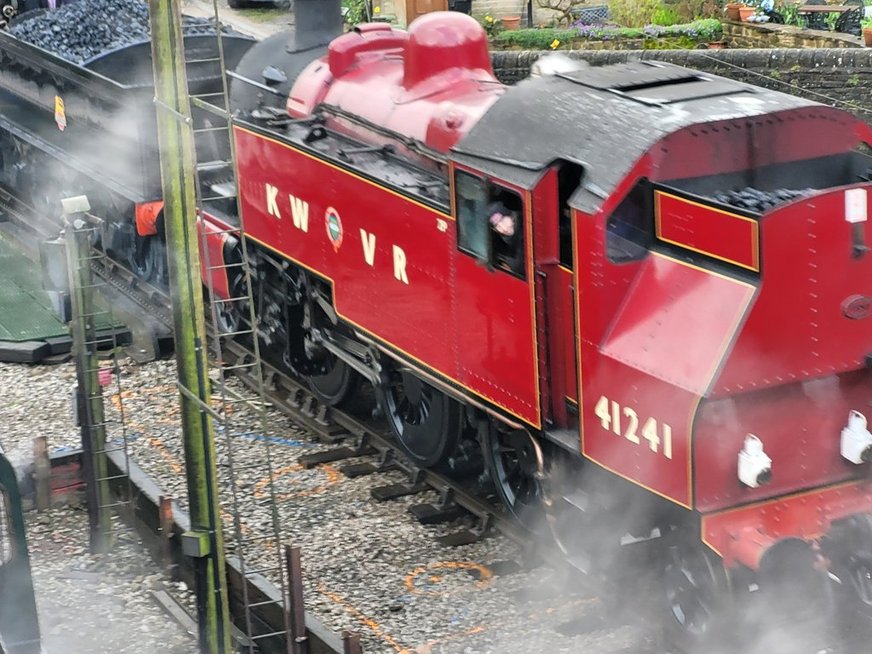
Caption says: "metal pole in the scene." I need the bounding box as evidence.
[64,208,113,553]
[285,545,308,654]
[147,2,232,652]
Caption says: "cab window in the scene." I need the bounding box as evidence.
[455,171,526,279]
[606,182,651,264]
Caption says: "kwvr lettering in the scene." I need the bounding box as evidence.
[393,245,408,285]
[289,194,309,232]
[264,185,309,233]
[360,230,409,285]
[266,183,280,219]
[360,229,377,266]
[263,188,410,285]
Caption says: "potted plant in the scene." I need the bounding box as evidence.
[864,17,872,47]
[726,2,744,21]
[739,5,757,21]
[501,15,522,30]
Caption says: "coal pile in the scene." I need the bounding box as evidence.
[8,0,228,64]
[712,187,814,213]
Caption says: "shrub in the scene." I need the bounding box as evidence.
[652,4,682,25]
[492,19,722,48]
[341,0,367,26]
[493,27,579,50]
[609,0,663,27]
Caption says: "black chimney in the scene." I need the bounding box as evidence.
[293,0,344,52]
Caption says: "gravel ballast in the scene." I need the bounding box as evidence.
[25,507,197,653]
[0,358,656,653]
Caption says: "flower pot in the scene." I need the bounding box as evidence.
[725,2,743,21]
[708,40,727,49]
[501,15,521,31]
[864,27,872,48]
[739,6,756,21]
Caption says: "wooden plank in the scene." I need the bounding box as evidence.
[798,5,853,11]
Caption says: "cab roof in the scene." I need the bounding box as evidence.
[450,61,819,214]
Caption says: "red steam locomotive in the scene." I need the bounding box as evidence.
[212,6,872,645]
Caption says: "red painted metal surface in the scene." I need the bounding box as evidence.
[579,253,755,506]
[286,13,504,157]
[701,480,872,567]
[654,190,759,272]
[196,212,233,300]
[691,184,872,512]
[716,185,872,395]
[652,107,860,182]
[694,370,872,512]
[234,126,540,426]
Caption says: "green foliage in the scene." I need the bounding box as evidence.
[847,74,861,86]
[779,2,808,27]
[494,27,578,49]
[652,4,682,25]
[478,14,503,37]
[668,0,723,22]
[342,0,368,26]
[642,35,701,48]
[825,11,840,31]
[492,19,723,48]
[862,17,872,28]
[609,0,663,27]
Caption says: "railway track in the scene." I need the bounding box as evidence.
[3,185,870,653]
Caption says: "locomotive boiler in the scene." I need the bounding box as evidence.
[222,5,872,646]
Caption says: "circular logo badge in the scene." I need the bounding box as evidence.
[325,207,343,252]
[842,294,872,320]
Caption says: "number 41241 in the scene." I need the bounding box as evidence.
[593,395,673,460]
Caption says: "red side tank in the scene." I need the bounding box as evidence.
[286,12,504,154]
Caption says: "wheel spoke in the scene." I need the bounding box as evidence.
[378,363,459,468]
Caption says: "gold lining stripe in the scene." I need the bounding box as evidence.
[654,190,760,272]
[234,125,452,219]
[700,478,872,557]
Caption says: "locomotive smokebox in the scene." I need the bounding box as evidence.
[294,0,343,51]
[228,0,343,115]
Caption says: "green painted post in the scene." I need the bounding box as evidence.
[146,2,232,652]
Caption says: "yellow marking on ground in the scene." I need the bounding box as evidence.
[316,582,408,653]
[252,463,341,501]
[403,561,493,597]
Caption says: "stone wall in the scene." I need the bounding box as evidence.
[375,0,561,25]
[491,49,872,119]
[722,21,862,49]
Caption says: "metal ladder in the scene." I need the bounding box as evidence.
[64,209,133,554]
[178,4,293,651]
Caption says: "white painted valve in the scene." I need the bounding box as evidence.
[841,410,872,465]
[738,434,772,488]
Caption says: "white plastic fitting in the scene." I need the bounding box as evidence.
[841,410,872,465]
[738,434,772,488]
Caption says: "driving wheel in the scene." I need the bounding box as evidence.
[376,364,461,468]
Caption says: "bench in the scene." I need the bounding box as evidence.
[796,0,863,35]
[569,4,609,25]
